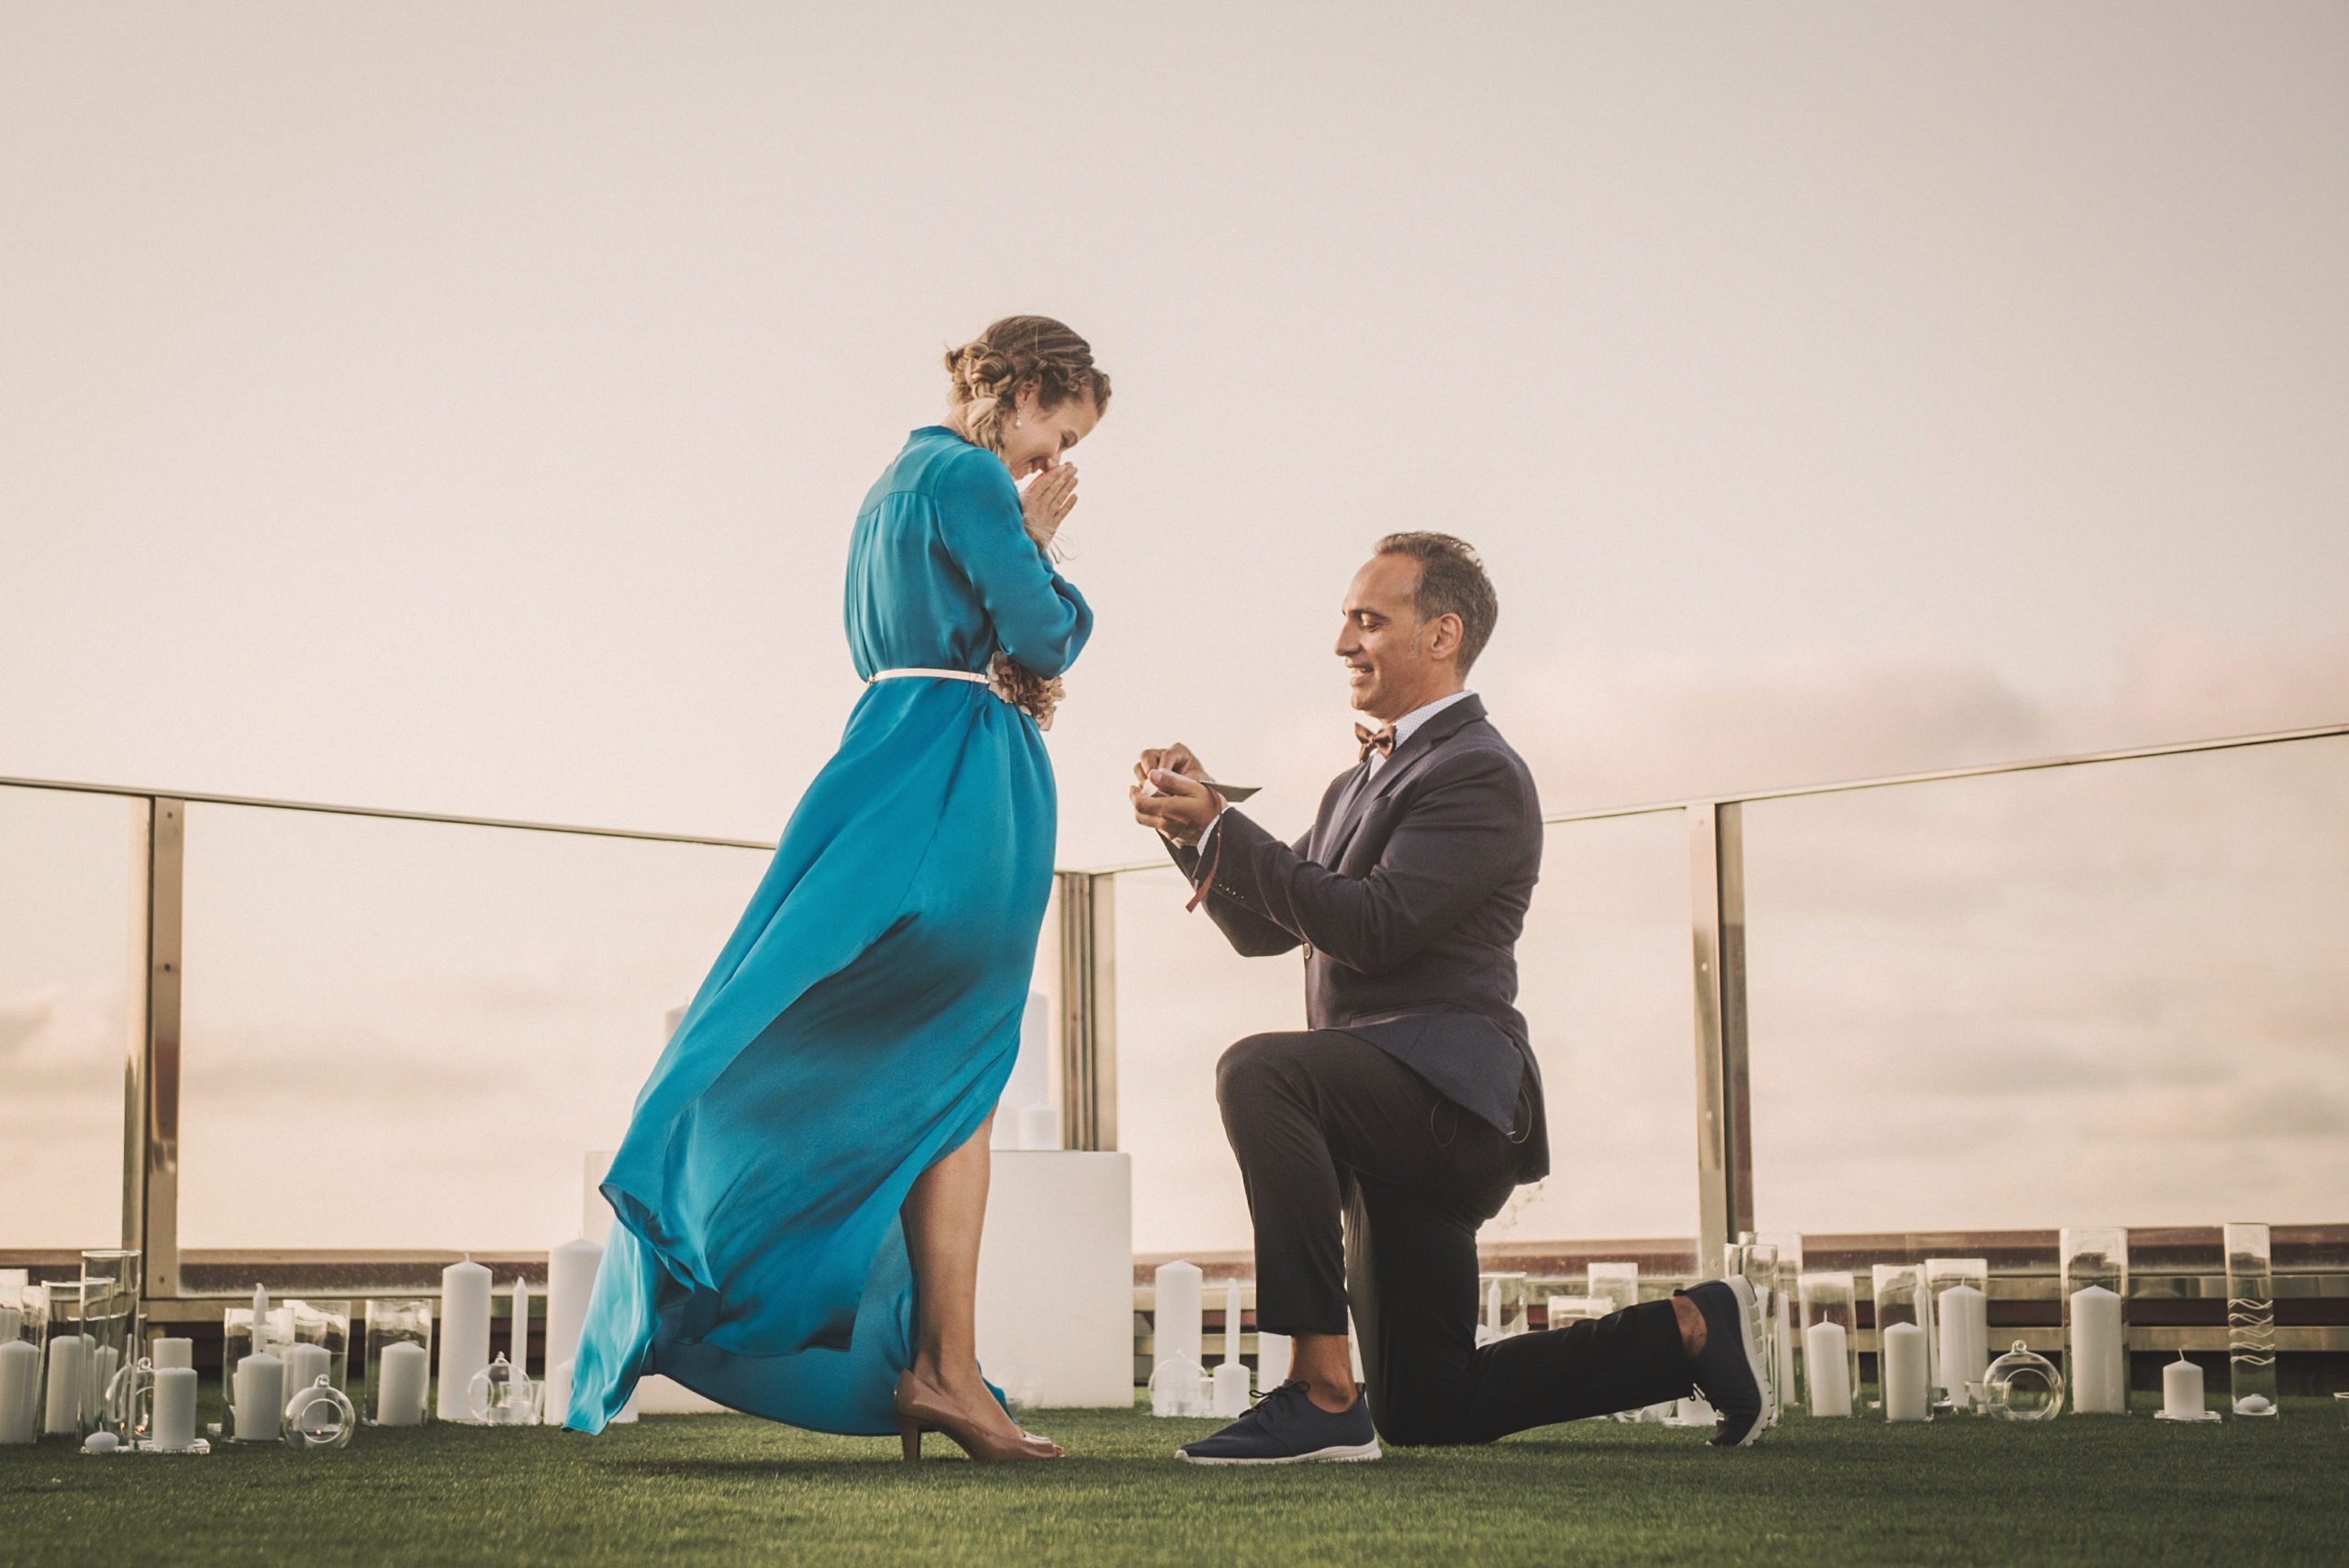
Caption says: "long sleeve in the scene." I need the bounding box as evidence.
[1165,824,1308,959]
[933,448,1092,678]
[1207,750,1536,974]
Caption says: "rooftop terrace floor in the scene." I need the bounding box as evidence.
[7,1395,2343,1566]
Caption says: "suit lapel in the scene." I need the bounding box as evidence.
[1322,695,1486,868]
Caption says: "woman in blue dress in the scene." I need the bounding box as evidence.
[565,317,1108,1462]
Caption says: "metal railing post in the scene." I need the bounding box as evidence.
[1054,870,1119,1151]
[135,798,184,1299]
[1688,801,1753,1269]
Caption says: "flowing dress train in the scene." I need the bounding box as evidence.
[564,427,1091,1435]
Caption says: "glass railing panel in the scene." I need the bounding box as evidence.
[178,802,771,1253]
[1496,808,1700,1247]
[0,784,142,1247]
[1110,865,1306,1255]
[1742,734,2349,1234]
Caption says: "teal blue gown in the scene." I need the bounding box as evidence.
[564,427,1091,1436]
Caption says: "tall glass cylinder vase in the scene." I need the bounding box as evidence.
[1740,1244,1779,1420]
[1586,1262,1639,1318]
[1757,1233,1803,1413]
[39,1281,87,1438]
[1871,1265,1932,1422]
[363,1298,435,1427]
[1797,1273,1859,1418]
[0,1279,44,1444]
[80,1251,139,1439]
[1924,1258,1990,1412]
[2223,1223,2277,1418]
[2061,1228,2130,1415]
[288,1300,353,1392]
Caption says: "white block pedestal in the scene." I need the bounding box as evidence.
[976,1151,1135,1408]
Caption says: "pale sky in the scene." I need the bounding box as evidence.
[4,4,2346,1252]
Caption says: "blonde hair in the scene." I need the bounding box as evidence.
[942,316,1111,453]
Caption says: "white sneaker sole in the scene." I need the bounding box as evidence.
[1177,1440,1383,1465]
[1711,1275,1773,1448]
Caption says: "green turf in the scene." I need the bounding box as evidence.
[5,1393,2343,1566]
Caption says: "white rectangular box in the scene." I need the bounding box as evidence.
[976,1151,1135,1407]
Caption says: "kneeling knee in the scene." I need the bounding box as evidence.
[1216,1032,1305,1106]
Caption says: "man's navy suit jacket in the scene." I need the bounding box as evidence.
[1169,694,1549,1180]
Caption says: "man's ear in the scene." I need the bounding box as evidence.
[1431,613,1464,661]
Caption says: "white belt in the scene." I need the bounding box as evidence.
[869,668,988,684]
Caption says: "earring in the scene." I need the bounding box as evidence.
[1016,417,1023,427]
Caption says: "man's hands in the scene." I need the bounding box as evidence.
[1130,742,1224,847]
[1020,463,1079,550]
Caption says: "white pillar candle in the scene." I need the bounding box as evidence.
[250,1284,271,1353]
[545,1239,603,1429]
[1486,1279,1503,1336]
[0,1340,39,1443]
[1257,1331,1292,1386]
[1937,1284,1989,1407]
[1774,1289,1798,1408]
[89,1344,120,1423]
[2162,1354,2204,1419]
[1805,1320,1851,1416]
[2070,1284,2126,1414]
[0,1306,17,1342]
[1883,1321,1929,1421]
[1152,1261,1203,1370]
[151,1365,198,1449]
[437,1257,492,1421]
[510,1278,531,1378]
[283,1342,330,1399]
[152,1338,194,1371]
[234,1351,284,1440]
[1212,1360,1251,1417]
[1220,1279,1242,1366]
[43,1334,85,1434]
[375,1341,429,1427]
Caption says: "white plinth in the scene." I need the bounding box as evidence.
[976,1151,1134,1407]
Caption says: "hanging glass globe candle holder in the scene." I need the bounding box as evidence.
[283,1376,357,1451]
[467,1354,540,1426]
[1980,1340,2065,1422]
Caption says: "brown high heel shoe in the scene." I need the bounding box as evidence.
[893,1370,1061,1462]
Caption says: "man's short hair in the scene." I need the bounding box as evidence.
[1375,532,1498,673]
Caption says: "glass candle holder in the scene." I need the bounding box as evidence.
[2223,1222,2278,1418]
[1757,1233,1803,1413]
[1982,1340,2065,1421]
[284,1376,358,1451]
[362,1298,435,1427]
[286,1300,352,1394]
[1736,1245,1778,1422]
[1475,1273,1529,1344]
[1924,1258,1990,1412]
[1797,1272,1859,1418]
[1,1281,46,1445]
[2061,1227,2130,1416]
[1871,1265,1932,1422]
[1586,1262,1640,1318]
[78,1251,139,1440]
[466,1354,539,1426]
[40,1280,90,1438]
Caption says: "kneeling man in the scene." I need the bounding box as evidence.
[1130,532,1769,1462]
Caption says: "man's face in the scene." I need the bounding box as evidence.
[1335,552,1443,721]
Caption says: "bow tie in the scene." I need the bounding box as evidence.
[1354,722,1397,762]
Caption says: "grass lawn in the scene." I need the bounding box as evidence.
[5,1393,2342,1566]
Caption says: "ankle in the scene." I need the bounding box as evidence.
[1303,1377,1357,1414]
[1675,1294,1707,1358]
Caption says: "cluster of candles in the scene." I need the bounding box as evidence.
[1141,1227,2288,1432]
[1147,1262,1288,1418]
[1,1233,615,1451]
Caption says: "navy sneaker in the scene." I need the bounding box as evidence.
[1175,1381,1383,1464]
[1677,1277,1774,1447]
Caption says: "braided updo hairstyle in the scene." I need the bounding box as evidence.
[942,316,1112,454]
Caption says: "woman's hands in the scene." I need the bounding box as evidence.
[1020,463,1079,550]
